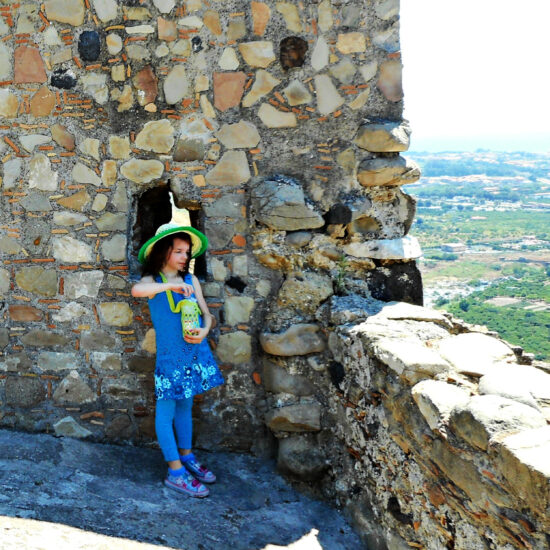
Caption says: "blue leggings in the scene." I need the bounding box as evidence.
[155,397,193,462]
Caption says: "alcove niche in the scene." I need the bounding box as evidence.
[130,183,207,281]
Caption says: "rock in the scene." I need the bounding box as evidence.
[343,236,422,260]
[56,189,91,211]
[92,0,118,22]
[277,272,333,315]
[0,235,22,255]
[14,46,47,84]
[15,267,57,297]
[213,72,246,111]
[106,33,122,55]
[375,0,399,20]
[282,80,312,106]
[44,0,85,26]
[5,377,46,407]
[111,84,134,111]
[314,74,344,115]
[372,338,451,384]
[64,271,104,299]
[133,65,158,106]
[174,139,205,162]
[20,135,51,153]
[436,333,516,377]
[153,0,175,14]
[449,395,547,451]
[78,31,100,62]
[0,90,19,118]
[141,329,156,354]
[51,48,73,67]
[251,174,324,230]
[360,61,378,83]
[53,417,93,438]
[377,60,403,102]
[158,17,177,41]
[217,121,260,149]
[9,305,43,322]
[224,297,255,326]
[330,58,357,84]
[242,69,280,107]
[263,360,314,396]
[412,380,470,432]
[78,138,100,160]
[109,136,131,160]
[80,330,116,351]
[258,103,297,128]
[357,156,420,187]
[20,193,52,212]
[0,269,10,296]
[478,365,550,411]
[372,24,399,54]
[252,1,270,35]
[164,65,190,104]
[101,234,127,262]
[135,120,174,153]
[355,120,411,152]
[126,44,150,61]
[52,236,93,263]
[0,328,9,348]
[2,158,22,188]
[285,232,312,247]
[51,124,75,151]
[99,303,133,326]
[276,2,302,32]
[336,32,366,54]
[219,47,239,70]
[91,352,121,371]
[277,435,328,480]
[205,151,251,186]
[0,42,10,80]
[495,426,550,511]
[20,330,68,347]
[128,355,155,374]
[228,18,246,40]
[92,194,107,212]
[238,41,276,68]
[318,0,333,32]
[265,403,321,433]
[52,302,89,323]
[260,324,326,356]
[72,163,101,186]
[38,352,79,372]
[30,86,56,117]
[372,301,453,329]
[102,160,117,186]
[121,159,164,184]
[51,68,77,90]
[216,332,252,364]
[311,36,329,72]
[105,414,135,439]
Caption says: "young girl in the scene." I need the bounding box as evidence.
[131,220,224,498]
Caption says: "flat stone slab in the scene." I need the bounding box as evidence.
[0,429,362,550]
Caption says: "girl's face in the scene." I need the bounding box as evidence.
[164,237,190,273]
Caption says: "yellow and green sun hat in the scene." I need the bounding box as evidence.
[138,222,208,264]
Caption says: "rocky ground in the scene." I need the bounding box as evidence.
[0,429,363,550]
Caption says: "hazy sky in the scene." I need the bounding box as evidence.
[400,1,550,152]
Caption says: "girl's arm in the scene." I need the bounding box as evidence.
[131,275,193,299]
[183,275,215,344]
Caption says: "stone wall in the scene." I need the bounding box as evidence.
[0,0,421,450]
[272,296,550,549]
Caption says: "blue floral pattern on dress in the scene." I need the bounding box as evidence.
[148,273,224,400]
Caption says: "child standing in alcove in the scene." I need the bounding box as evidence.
[131,194,224,498]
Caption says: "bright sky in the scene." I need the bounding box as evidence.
[400,0,550,152]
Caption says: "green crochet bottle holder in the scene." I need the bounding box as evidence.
[160,272,202,338]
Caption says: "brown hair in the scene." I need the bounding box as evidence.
[142,232,192,279]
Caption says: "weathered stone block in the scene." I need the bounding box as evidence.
[15,267,57,297]
[251,175,323,231]
[224,297,255,326]
[20,330,68,347]
[344,236,422,261]
[53,416,92,438]
[277,272,333,315]
[262,360,314,396]
[99,303,133,326]
[355,120,411,152]
[53,370,95,405]
[5,377,46,407]
[80,330,116,351]
[64,271,104,299]
[266,403,321,433]
[277,435,328,480]
[38,352,79,372]
[260,324,326,356]
[357,156,421,187]
[449,395,546,451]
[216,332,252,364]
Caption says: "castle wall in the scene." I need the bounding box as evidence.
[0,0,421,450]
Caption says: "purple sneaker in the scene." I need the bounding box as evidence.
[181,454,216,484]
[164,471,209,498]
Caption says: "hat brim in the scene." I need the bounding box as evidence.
[138,226,208,264]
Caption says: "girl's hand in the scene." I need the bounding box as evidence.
[167,282,193,296]
[184,327,209,344]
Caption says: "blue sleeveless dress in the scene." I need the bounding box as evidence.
[148,273,224,400]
